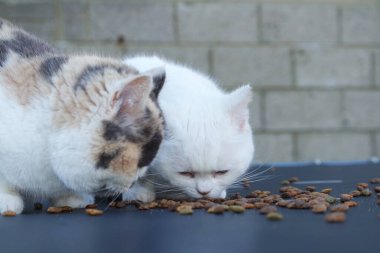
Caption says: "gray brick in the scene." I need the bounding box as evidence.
[177,2,257,42]
[0,3,54,20]
[17,22,56,42]
[55,41,124,58]
[250,92,261,130]
[262,4,337,43]
[254,134,293,162]
[126,46,209,73]
[376,51,380,86]
[376,134,380,156]
[296,48,371,87]
[90,3,175,42]
[265,91,342,130]
[297,133,371,161]
[62,4,89,40]
[213,47,291,87]
[343,91,380,129]
[342,6,380,44]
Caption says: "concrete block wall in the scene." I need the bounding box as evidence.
[1,0,380,162]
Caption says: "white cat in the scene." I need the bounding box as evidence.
[123,56,254,202]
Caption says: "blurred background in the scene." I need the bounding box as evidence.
[0,0,379,163]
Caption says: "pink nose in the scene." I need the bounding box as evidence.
[197,190,211,196]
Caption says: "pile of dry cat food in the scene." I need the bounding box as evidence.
[3,177,380,222]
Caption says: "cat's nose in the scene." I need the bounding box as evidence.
[197,190,211,196]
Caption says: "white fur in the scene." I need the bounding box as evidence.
[123,56,254,201]
[0,72,154,213]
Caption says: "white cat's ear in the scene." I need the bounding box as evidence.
[228,84,252,130]
[112,75,153,118]
[145,67,166,99]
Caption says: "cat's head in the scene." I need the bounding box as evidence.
[153,84,254,199]
[50,65,165,196]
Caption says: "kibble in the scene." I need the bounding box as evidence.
[321,188,333,194]
[325,212,346,223]
[85,204,97,209]
[266,212,283,221]
[47,207,63,214]
[312,204,327,213]
[229,205,245,213]
[369,178,380,184]
[374,187,380,193]
[306,186,316,192]
[176,205,193,215]
[330,204,349,212]
[343,201,358,207]
[259,205,277,214]
[85,209,103,216]
[207,205,225,214]
[2,211,17,217]
[361,188,372,196]
[340,194,353,202]
[288,177,299,183]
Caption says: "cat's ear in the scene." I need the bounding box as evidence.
[228,85,252,130]
[112,75,153,118]
[147,67,166,99]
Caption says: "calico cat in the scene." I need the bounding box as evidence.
[0,19,164,214]
[123,56,254,202]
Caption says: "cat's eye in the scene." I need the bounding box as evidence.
[178,171,195,178]
[213,170,229,177]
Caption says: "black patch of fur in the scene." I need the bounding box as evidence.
[0,43,8,67]
[151,72,165,99]
[96,148,121,169]
[39,56,67,84]
[74,64,135,92]
[138,131,163,168]
[103,120,124,141]
[4,31,54,58]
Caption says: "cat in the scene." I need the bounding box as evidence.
[0,19,165,214]
[123,56,254,202]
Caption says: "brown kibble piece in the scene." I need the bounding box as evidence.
[207,205,225,214]
[369,178,380,184]
[305,186,316,192]
[343,201,358,207]
[281,180,290,185]
[321,188,333,194]
[361,188,372,196]
[259,205,277,214]
[266,212,283,221]
[377,199,380,205]
[325,212,346,223]
[288,177,299,183]
[340,194,353,202]
[47,207,63,214]
[312,204,327,213]
[176,205,193,215]
[374,187,380,193]
[85,209,103,216]
[351,190,361,197]
[2,211,17,217]
[330,204,349,212]
[229,205,245,213]
[61,206,73,213]
[34,203,43,210]
[85,204,97,209]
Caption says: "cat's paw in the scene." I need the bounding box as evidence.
[123,183,156,203]
[52,193,94,208]
[0,193,24,214]
[219,190,227,199]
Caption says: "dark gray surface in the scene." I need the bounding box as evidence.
[1,162,380,253]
